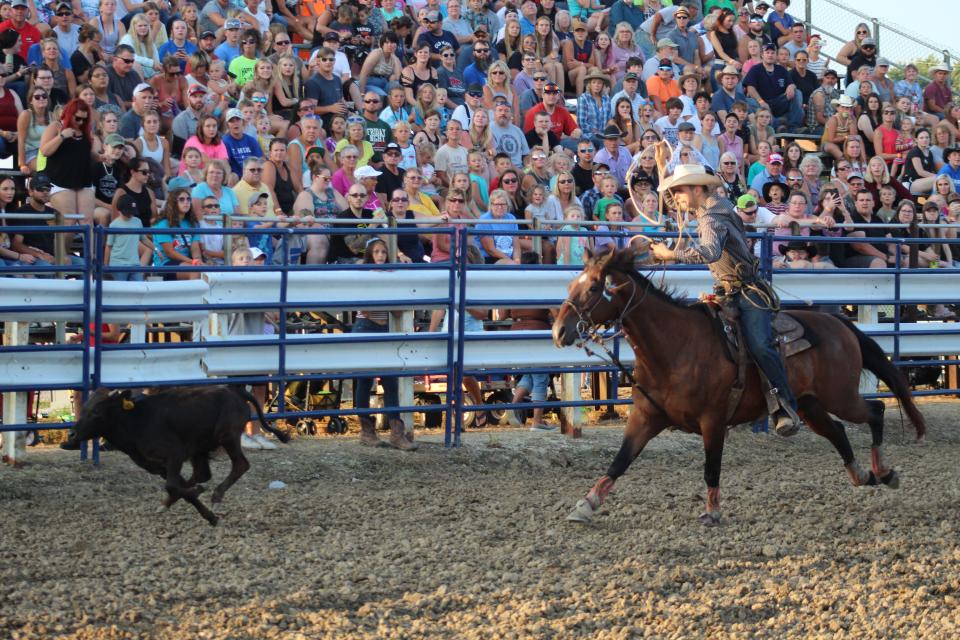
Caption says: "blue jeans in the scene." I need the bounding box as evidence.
[109,269,145,282]
[737,288,796,411]
[768,92,804,129]
[352,317,399,420]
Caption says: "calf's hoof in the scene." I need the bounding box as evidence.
[698,511,722,527]
[567,498,595,524]
[205,513,219,526]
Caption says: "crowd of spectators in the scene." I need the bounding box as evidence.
[0,0,954,276]
[0,0,958,436]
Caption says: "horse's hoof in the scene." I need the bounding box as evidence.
[567,499,595,524]
[698,511,722,526]
[880,469,900,489]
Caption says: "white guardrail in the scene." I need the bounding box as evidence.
[2,269,960,388]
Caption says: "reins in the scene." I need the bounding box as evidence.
[562,265,670,418]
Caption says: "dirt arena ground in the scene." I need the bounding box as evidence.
[0,400,957,639]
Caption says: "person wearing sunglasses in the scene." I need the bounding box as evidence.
[0,0,41,59]
[107,44,144,109]
[522,80,581,153]
[305,45,349,120]
[38,98,98,226]
[416,9,460,66]
[328,184,380,263]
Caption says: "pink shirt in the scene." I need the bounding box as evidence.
[180,136,229,175]
[331,169,354,196]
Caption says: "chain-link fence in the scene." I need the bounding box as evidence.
[802,0,958,84]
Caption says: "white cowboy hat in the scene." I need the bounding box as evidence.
[831,94,856,108]
[658,164,723,191]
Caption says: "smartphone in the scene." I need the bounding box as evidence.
[4,54,11,67]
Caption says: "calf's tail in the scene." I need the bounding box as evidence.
[839,316,927,441]
[229,385,291,443]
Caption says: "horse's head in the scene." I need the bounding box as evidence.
[553,245,639,347]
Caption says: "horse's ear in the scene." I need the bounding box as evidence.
[584,246,594,262]
[614,244,637,269]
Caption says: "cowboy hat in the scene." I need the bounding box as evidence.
[583,70,611,86]
[678,72,700,87]
[717,64,740,78]
[600,124,623,139]
[658,164,722,191]
[762,180,789,203]
[778,240,817,257]
[831,94,856,108]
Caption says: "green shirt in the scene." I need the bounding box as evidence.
[228,55,258,88]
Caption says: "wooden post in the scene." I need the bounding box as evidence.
[560,372,582,438]
[858,305,878,394]
[2,321,29,466]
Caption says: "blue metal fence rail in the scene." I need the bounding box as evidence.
[2,224,960,450]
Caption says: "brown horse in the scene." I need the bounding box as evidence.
[552,247,926,525]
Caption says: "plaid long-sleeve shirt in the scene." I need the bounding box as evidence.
[576,94,612,139]
[674,197,759,289]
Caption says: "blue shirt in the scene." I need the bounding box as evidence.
[191,183,240,215]
[766,10,796,38]
[463,63,487,88]
[151,219,196,266]
[27,42,71,69]
[157,40,198,71]
[710,86,747,115]
[576,94,612,139]
[750,169,786,195]
[222,132,263,178]
[214,41,241,68]
[475,211,518,259]
[937,164,960,192]
[743,63,792,102]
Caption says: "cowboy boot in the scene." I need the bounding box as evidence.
[359,416,381,447]
[388,418,419,451]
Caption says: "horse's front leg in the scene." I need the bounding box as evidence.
[699,424,726,526]
[567,407,666,523]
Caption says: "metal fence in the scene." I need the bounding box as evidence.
[2,222,960,462]
[803,0,956,76]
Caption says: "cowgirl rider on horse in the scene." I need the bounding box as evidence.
[646,164,802,436]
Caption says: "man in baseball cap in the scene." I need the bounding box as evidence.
[642,38,680,82]
[749,152,787,196]
[223,107,263,178]
[172,84,210,156]
[418,8,459,64]
[215,18,244,66]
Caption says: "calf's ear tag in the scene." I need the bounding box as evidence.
[122,398,135,411]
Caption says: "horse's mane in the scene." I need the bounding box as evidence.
[594,248,689,308]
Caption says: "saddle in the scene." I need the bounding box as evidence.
[701,296,814,421]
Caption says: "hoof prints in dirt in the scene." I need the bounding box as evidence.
[1,402,959,639]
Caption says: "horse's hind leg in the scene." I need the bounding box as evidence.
[798,397,878,487]
[567,408,667,524]
[866,400,899,489]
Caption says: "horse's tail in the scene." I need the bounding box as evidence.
[838,316,927,441]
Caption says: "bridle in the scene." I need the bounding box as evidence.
[560,265,668,415]
[561,267,639,342]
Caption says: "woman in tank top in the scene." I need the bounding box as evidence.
[562,23,595,96]
[39,98,98,224]
[291,163,348,264]
[262,138,297,214]
[400,42,439,107]
[92,0,126,56]
[133,110,171,177]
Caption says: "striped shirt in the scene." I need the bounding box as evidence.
[674,197,758,288]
